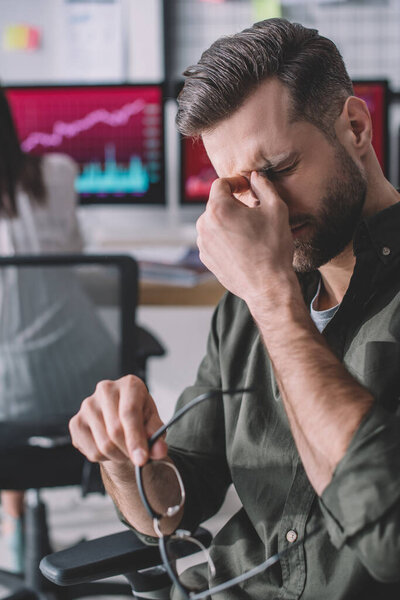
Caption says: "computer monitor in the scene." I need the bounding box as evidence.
[6,84,165,205]
[180,79,389,204]
[352,80,389,176]
[181,137,217,205]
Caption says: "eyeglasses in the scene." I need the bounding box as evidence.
[135,388,319,600]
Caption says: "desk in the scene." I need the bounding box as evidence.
[85,240,225,306]
[139,277,226,306]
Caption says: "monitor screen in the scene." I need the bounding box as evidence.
[6,84,165,205]
[181,80,389,204]
[352,80,388,175]
[181,137,217,205]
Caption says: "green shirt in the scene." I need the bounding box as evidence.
[165,202,400,599]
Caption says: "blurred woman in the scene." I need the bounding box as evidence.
[0,86,118,572]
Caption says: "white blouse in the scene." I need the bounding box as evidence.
[0,154,118,422]
[0,153,83,255]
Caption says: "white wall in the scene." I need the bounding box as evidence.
[138,306,214,421]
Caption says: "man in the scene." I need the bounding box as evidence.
[70,18,400,598]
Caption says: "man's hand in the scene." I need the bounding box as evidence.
[69,375,167,467]
[69,376,180,536]
[196,172,295,306]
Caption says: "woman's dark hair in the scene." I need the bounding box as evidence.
[0,86,46,217]
[176,18,353,140]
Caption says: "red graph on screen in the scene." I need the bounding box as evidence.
[22,100,146,152]
[7,86,161,163]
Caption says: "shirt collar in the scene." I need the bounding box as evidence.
[353,200,400,263]
[298,200,400,302]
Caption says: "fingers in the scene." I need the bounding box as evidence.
[70,397,127,463]
[118,377,164,466]
[224,175,250,195]
[210,176,260,209]
[250,171,290,223]
[69,375,167,468]
[144,408,168,461]
[250,171,281,205]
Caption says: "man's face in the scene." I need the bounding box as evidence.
[202,78,367,273]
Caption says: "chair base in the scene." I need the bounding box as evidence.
[0,492,134,600]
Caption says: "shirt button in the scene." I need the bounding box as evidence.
[286,529,298,543]
[381,246,391,256]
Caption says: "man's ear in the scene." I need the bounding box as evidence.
[335,96,372,159]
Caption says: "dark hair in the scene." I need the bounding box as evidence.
[176,18,353,140]
[0,86,45,217]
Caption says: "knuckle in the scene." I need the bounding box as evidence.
[108,420,124,440]
[87,450,104,463]
[119,400,140,420]
[125,373,143,388]
[98,438,115,456]
[69,417,79,440]
[95,379,114,394]
[82,395,99,415]
[210,178,224,196]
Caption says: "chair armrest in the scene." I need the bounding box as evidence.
[135,326,166,361]
[40,527,212,586]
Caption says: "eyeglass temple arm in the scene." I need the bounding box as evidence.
[189,523,323,600]
[148,387,255,449]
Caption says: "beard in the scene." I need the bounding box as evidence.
[292,143,367,273]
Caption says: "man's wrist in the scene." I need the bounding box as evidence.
[101,460,136,486]
[245,270,307,326]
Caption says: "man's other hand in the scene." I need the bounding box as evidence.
[69,375,167,467]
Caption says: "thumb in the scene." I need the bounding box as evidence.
[250,171,280,206]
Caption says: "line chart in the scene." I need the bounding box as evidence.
[21,99,146,152]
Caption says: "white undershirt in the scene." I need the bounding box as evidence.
[310,278,340,333]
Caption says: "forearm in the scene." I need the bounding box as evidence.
[101,459,183,537]
[248,274,374,494]
[320,403,400,581]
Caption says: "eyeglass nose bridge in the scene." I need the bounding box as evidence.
[173,531,217,579]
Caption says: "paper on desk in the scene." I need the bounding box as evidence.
[131,246,190,264]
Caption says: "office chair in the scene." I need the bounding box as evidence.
[40,526,213,600]
[0,254,165,600]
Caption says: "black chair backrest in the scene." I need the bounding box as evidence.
[0,254,139,379]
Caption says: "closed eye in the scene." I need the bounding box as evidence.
[259,163,297,180]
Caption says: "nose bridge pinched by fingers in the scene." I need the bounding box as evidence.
[210,175,249,198]
[250,170,279,193]
[250,171,285,212]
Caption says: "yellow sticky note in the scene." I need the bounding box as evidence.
[3,24,40,51]
[252,0,282,21]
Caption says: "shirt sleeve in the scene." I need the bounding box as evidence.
[114,298,231,543]
[166,296,232,533]
[319,402,400,583]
